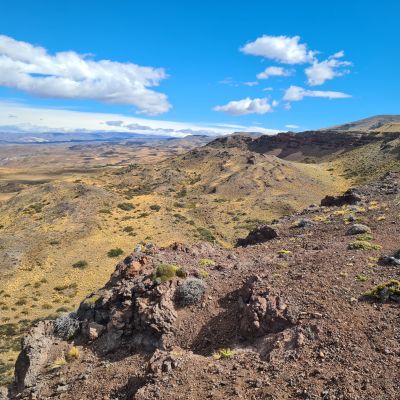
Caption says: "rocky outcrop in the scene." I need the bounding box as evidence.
[346,223,371,235]
[320,188,362,206]
[236,225,278,247]
[14,321,55,392]
[77,252,178,353]
[238,276,296,338]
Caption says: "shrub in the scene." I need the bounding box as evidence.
[175,278,206,306]
[107,248,124,257]
[348,241,382,251]
[150,204,161,212]
[197,227,215,243]
[123,226,134,233]
[364,280,400,302]
[199,258,215,267]
[72,260,88,269]
[54,312,80,340]
[152,264,181,282]
[118,203,135,211]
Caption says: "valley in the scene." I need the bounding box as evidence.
[1,116,400,391]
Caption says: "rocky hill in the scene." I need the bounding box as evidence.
[2,172,399,399]
[323,115,400,133]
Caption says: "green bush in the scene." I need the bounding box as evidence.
[72,260,88,269]
[152,264,184,282]
[117,203,135,211]
[348,240,382,251]
[197,227,215,242]
[364,280,400,302]
[107,248,124,257]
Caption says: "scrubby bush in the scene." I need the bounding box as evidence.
[150,204,161,211]
[175,278,206,306]
[118,203,135,211]
[364,280,400,302]
[197,227,215,242]
[213,348,235,359]
[152,264,185,282]
[72,260,88,269]
[199,258,215,267]
[348,241,382,251]
[107,248,124,257]
[54,312,80,340]
[66,346,80,361]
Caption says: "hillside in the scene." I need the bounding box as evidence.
[323,115,400,132]
[5,172,399,399]
[1,122,400,390]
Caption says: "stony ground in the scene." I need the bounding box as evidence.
[4,173,400,400]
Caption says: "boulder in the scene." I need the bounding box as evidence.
[236,225,278,247]
[320,188,362,207]
[238,276,296,338]
[14,321,55,392]
[346,224,372,235]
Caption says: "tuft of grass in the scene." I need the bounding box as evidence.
[107,248,124,257]
[72,260,88,269]
[48,357,67,370]
[199,258,215,267]
[356,233,373,241]
[213,348,236,360]
[278,249,292,255]
[356,274,368,282]
[66,346,80,361]
[197,269,209,279]
[149,204,161,212]
[348,241,382,251]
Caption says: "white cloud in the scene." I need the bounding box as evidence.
[0,101,279,137]
[213,97,275,116]
[305,52,351,86]
[285,124,299,129]
[0,35,171,115]
[256,66,292,80]
[283,85,351,102]
[241,35,314,64]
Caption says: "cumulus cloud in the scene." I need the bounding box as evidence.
[213,97,275,116]
[305,52,351,86]
[283,85,351,102]
[241,35,314,64]
[256,66,293,80]
[0,35,171,115]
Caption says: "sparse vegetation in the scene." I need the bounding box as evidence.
[175,277,206,306]
[150,204,161,211]
[117,202,135,211]
[213,348,236,360]
[152,264,186,282]
[54,312,80,340]
[348,241,382,251]
[107,248,124,257]
[72,260,88,269]
[66,346,80,361]
[364,280,400,302]
[197,227,215,242]
[199,258,215,267]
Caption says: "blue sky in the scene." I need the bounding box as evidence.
[0,0,399,136]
